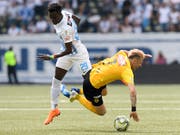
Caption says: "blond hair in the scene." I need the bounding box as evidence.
[128,49,152,59]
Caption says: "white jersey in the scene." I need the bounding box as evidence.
[53,10,83,55]
[53,10,92,75]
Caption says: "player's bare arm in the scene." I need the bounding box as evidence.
[72,15,80,25]
[37,42,73,60]
[128,84,137,107]
[128,83,139,122]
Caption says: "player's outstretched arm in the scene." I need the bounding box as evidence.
[37,54,55,60]
[128,83,140,122]
[37,42,73,60]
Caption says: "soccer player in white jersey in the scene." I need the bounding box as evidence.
[38,3,92,125]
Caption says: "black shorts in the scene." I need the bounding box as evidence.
[83,70,106,106]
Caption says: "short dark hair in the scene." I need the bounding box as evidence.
[9,46,13,51]
[48,3,62,13]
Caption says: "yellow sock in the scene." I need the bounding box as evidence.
[79,88,84,94]
[76,94,98,114]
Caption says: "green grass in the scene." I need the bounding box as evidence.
[0,84,180,135]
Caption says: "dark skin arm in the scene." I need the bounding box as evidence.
[37,42,73,60]
[72,15,80,25]
[54,42,72,58]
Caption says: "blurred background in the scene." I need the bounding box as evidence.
[0,0,180,84]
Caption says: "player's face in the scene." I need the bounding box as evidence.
[48,11,62,24]
[132,58,143,70]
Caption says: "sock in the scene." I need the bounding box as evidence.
[79,88,84,95]
[76,94,98,115]
[50,77,61,109]
[60,84,70,98]
[71,88,83,94]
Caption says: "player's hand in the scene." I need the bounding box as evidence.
[130,112,139,122]
[37,54,54,60]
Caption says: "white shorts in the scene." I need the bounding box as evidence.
[56,43,92,76]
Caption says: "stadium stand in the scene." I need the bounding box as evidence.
[0,0,180,35]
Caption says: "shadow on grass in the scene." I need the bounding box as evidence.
[40,128,180,134]
[127,130,180,134]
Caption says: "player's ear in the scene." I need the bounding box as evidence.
[144,54,152,59]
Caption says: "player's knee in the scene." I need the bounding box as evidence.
[97,109,106,116]
[101,89,107,96]
[98,111,106,116]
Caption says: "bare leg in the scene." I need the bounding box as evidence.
[77,94,106,115]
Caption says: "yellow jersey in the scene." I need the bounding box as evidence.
[4,50,16,66]
[90,50,134,89]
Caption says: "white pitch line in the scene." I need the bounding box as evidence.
[0,107,180,111]
[0,108,83,111]
[111,108,180,111]
[0,100,180,104]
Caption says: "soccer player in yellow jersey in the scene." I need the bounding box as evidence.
[70,49,152,122]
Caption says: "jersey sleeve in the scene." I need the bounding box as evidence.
[121,69,134,85]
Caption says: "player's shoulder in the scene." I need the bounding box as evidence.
[61,10,72,17]
[61,10,66,15]
[115,50,130,66]
[119,50,128,55]
[115,50,128,58]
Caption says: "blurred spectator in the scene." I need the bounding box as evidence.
[151,1,161,32]
[109,14,120,32]
[132,21,142,33]
[64,1,73,13]
[121,0,132,19]
[7,1,20,26]
[69,0,80,13]
[0,17,7,34]
[169,6,180,32]
[0,0,8,33]
[0,0,8,18]
[86,12,101,32]
[27,21,37,33]
[98,15,111,33]
[171,60,179,65]
[142,0,153,32]
[34,0,44,16]
[158,2,171,32]
[0,0,180,34]
[100,0,116,14]
[120,16,133,33]
[8,23,20,36]
[18,1,34,27]
[35,16,49,33]
[116,0,125,10]
[76,2,88,32]
[19,24,28,35]
[155,51,167,65]
[128,7,142,33]
[128,7,142,25]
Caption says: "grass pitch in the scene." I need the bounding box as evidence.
[0,84,180,135]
